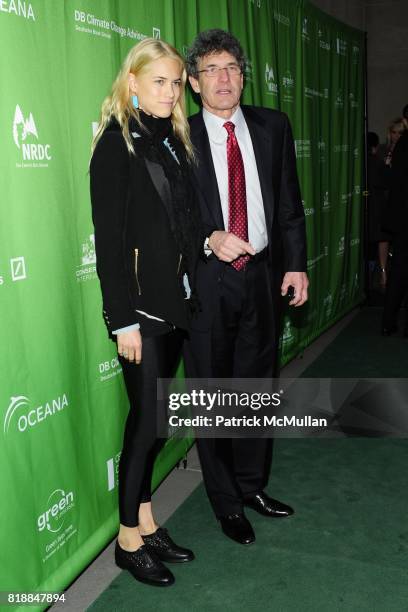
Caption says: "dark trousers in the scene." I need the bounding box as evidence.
[383,238,408,329]
[184,257,276,517]
[118,328,184,527]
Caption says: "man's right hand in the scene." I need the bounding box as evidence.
[117,328,142,364]
[208,231,256,262]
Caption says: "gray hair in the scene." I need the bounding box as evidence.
[186,29,246,78]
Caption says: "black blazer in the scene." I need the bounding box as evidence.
[188,105,307,329]
[90,120,189,335]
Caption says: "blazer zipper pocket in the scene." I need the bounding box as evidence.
[134,248,142,295]
[177,253,182,274]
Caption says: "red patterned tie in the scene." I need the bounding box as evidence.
[224,121,249,271]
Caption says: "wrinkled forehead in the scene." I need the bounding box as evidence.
[198,50,239,67]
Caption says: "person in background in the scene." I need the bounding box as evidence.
[381,117,404,168]
[90,38,202,586]
[382,105,408,336]
[367,131,391,291]
[376,118,404,287]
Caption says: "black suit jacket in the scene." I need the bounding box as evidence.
[188,105,307,330]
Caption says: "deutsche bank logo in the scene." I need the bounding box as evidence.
[152,27,160,39]
[10,256,26,281]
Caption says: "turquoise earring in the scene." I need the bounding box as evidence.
[132,95,139,109]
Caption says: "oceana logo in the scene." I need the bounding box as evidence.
[37,488,74,533]
[4,393,68,434]
[0,0,35,20]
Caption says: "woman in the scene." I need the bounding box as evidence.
[382,117,404,168]
[90,39,202,587]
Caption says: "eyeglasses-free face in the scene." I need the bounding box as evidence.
[189,51,244,119]
[128,57,182,118]
[389,127,404,144]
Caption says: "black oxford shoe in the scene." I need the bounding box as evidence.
[142,527,194,563]
[244,492,294,518]
[115,541,175,586]
[219,513,255,545]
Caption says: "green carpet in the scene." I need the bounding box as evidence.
[301,307,408,377]
[89,440,408,612]
[89,309,408,611]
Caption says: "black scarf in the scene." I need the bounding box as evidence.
[129,112,203,312]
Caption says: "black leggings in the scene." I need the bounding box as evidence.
[118,328,184,527]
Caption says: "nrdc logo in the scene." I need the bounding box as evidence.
[13,104,51,165]
[37,488,75,533]
[302,17,310,41]
[265,63,278,94]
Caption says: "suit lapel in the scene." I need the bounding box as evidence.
[242,106,275,232]
[191,114,225,230]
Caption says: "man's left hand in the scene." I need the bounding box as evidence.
[281,272,309,306]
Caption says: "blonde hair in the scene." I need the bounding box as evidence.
[92,38,194,160]
[386,117,404,145]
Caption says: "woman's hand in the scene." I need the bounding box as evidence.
[117,329,142,364]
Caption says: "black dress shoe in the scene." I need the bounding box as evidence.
[219,513,255,545]
[244,492,294,518]
[381,324,398,336]
[115,541,175,586]
[142,527,194,563]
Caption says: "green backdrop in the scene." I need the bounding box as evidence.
[0,0,364,607]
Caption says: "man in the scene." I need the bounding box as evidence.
[184,29,308,545]
[382,104,408,336]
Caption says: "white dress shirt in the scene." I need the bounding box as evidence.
[203,106,268,253]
